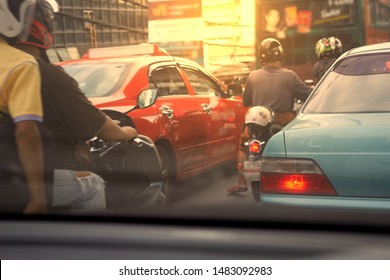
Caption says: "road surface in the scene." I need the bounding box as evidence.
[169,163,256,208]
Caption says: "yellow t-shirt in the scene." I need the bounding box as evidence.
[0,37,42,123]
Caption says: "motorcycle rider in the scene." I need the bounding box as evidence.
[0,0,49,214]
[13,0,138,212]
[228,38,311,193]
[313,36,342,84]
[243,106,274,160]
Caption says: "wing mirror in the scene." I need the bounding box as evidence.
[137,89,158,109]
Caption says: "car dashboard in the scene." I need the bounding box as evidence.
[1,205,390,260]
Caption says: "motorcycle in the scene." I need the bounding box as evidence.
[242,106,276,202]
[243,105,303,203]
[89,89,164,212]
[1,88,163,214]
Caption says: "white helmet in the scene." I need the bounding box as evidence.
[0,0,36,40]
[245,106,273,127]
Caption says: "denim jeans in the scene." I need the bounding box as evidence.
[52,169,106,212]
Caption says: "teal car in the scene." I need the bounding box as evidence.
[259,42,390,210]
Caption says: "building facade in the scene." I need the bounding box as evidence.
[51,0,149,61]
[50,0,256,79]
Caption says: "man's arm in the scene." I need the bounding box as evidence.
[44,64,137,143]
[293,73,312,102]
[242,79,253,107]
[15,121,47,214]
[6,58,46,214]
[96,116,138,142]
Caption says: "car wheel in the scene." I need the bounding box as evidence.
[157,145,174,204]
[251,181,260,203]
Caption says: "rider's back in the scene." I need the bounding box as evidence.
[243,66,309,112]
[37,59,106,170]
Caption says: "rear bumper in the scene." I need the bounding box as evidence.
[261,194,390,211]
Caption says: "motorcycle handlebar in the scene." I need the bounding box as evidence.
[132,135,155,148]
[89,134,155,155]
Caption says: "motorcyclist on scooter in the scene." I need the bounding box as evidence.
[244,106,273,150]
[0,0,48,214]
[228,38,311,193]
[12,0,137,212]
[241,106,274,201]
[313,36,343,84]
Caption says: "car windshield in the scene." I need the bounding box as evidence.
[3,0,390,267]
[303,54,390,114]
[63,63,131,98]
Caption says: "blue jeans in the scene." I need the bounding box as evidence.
[52,169,106,212]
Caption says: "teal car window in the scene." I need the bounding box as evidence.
[303,54,390,114]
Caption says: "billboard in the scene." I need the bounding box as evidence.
[148,0,204,64]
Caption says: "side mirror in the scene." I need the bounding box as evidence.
[137,89,158,109]
[227,83,243,96]
[293,98,304,114]
[294,98,303,105]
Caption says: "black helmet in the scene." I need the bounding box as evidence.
[17,0,59,49]
[259,38,284,64]
[0,0,36,40]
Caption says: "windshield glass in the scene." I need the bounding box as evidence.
[63,63,131,98]
[4,1,390,267]
[303,54,390,113]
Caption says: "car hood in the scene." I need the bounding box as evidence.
[277,113,390,198]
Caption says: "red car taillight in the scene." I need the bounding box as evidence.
[260,158,337,196]
[249,140,262,154]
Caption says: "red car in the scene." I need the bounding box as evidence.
[58,44,246,200]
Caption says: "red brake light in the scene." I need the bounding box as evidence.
[260,158,337,196]
[262,173,336,195]
[249,140,261,154]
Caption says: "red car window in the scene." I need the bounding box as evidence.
[182,67,223,96]
[151,67,188,96]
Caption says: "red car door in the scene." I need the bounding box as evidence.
[149,64,209,175]
[180,66,246,167]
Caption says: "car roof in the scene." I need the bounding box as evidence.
[59,54,222,86]
[344,42,390,57]
[59,54,208,71]
[57,44,222,85]
[60,55,175,65]
[59,43,176,66]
